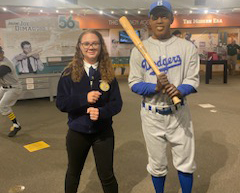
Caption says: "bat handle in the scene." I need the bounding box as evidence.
[156,72,181,105]
[172,96,181,105]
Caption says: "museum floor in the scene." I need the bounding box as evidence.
[0,73,240,193]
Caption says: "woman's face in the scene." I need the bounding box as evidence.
[79,33,101,64]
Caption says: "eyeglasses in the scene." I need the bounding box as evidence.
[80,42,101,49]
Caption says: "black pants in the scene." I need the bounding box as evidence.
[65,128,118,193]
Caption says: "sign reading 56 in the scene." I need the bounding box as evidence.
[58,15,75,29]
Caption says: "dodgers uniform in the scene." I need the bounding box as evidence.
[0,57,22,116]
[128,35,200,177]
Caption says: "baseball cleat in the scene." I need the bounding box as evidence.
[8,124,21,137]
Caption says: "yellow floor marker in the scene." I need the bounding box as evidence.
[24,141,50,152]
[8,185,25,193]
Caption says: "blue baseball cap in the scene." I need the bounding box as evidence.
[149,0,172,16]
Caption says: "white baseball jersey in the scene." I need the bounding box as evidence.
[0,57,21,87]
[129,35,200,106]
[0,57,22,115]
[128,35,200,176]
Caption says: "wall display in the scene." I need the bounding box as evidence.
[0,12,239,77]
[2,15,82,68]
[173,13,240,28]
[119,30,140,44]
[190,33,218,54]
[218,32,228,45]
[18,73,61,101]
[140,25,149,41]
[109,29,135,57]
[12,41,44,74]
[111,38,120,57]
[110,39,130,76]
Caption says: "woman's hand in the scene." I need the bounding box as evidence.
[87,107,99,121]
[87,91,102,104]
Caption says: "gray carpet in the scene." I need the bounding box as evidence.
[0,73,239,193]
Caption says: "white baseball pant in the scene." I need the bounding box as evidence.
[0,86,22,115]
[140,103,196,177]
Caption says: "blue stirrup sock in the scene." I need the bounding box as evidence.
[178,171,193,193]
[151,175,166,193]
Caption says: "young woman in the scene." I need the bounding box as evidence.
[56,29,122,193]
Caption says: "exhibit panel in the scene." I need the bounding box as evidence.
[18,73,61,101]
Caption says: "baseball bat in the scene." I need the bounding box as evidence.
[27,48,43,57]
[119,16,181,105]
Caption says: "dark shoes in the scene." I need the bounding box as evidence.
[8,124,21,137]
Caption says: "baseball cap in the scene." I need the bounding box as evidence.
[149,0,172,17]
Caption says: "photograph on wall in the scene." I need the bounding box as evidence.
[12,41,44,74]
[109,29,133,76]
[111,39,119,57]
[191,33,218,54]
[1,15,82,74]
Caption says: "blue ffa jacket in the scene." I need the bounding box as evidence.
[56,70,122,134]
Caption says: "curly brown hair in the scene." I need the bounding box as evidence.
[63,29,115,83]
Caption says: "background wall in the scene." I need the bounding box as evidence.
[0,12,240,74]
[2,16,82,62]
[171,27,240,72]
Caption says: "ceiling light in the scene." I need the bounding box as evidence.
[99,10,103,14]
[2,7,7,11]
[189,10,193,14]
[216,10,219,13]
[40,9,43,13]
[125,10,128,14]
[56,10,59,13]
[70,10,73,14]
[111,11,114,14]
[138,10,141,14]
[204,10,208,14]
[174,10,177,14]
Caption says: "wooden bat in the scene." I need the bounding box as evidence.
[119,16,181,105]
[27,48,43,57]
[27,44,56,57]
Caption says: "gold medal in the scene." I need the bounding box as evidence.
[100,81,110,92]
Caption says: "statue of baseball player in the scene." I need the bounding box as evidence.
[0,46,23,137]
[128,1,200,193]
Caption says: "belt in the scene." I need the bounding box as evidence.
[2,85,12,89]
[142,102,184,115]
